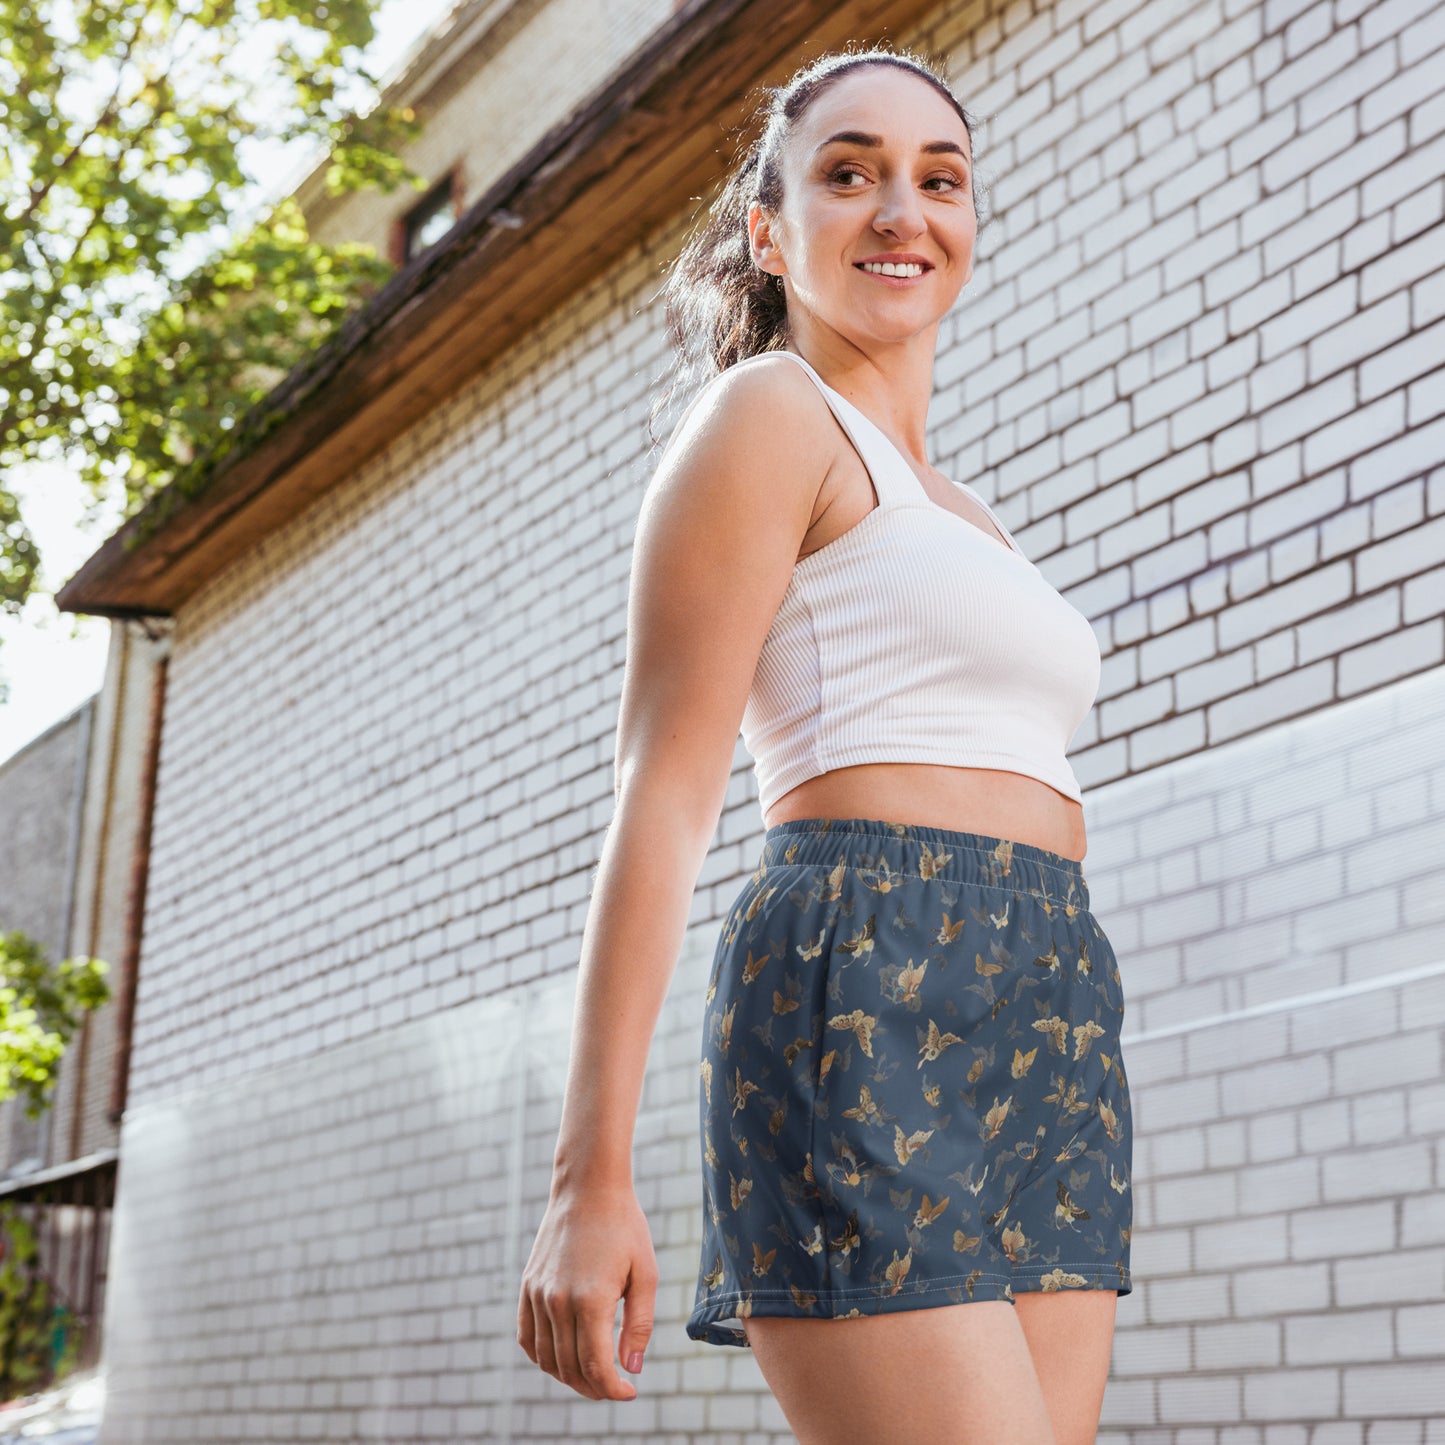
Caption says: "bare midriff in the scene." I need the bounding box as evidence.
[762,764,1087,863]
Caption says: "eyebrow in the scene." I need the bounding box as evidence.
[814,129,972,167]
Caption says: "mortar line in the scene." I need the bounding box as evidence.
[1119,958,1445,1045]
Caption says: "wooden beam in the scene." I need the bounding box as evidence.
[56,0,942,617]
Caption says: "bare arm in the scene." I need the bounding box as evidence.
[518,355,838,1402]
[549,355,835,1195]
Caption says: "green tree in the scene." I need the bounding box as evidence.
[0,0,426,628]
[0,929,110,1120]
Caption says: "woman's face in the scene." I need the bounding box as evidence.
[751,66,977,347]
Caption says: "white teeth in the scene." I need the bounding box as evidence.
[861,261,925,277]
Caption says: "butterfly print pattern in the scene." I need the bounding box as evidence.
[686,816,1133,1348]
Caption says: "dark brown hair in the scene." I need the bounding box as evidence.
[647,43,989,448]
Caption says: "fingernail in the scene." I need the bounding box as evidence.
[626,1350,644,1373]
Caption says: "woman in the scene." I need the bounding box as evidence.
[517,45,1132,1445]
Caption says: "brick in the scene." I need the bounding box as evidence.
[1351,1089,1411,1147]
[1131,710,1210,769]
[1297,590,1403,667]
[1344,1363,1445,1417]
[1285,1309,1395,1364]
[1239,1158,1322,1216]
[1242,1367,1341,1420]
[1219,560,1355,651]
[1349,416,1445,503]
[1401,1193,1445,1247]
[1174,647,1254,713]
[1407,1080,1445,1135]
[1361,215,1445,310]
[1210,660,1336,745]
[1362,119,1430,220]
[1322,1142,1433,1202]
[1159,1373,1244,1423]
[1329,1242,1445,1312]
[1361,317,1445,403]
[1231,1265,1329,1323]
[1195,1212,1293,1274]
[1111,1322,1192,1375]
[1267,1098,1342,1160]
[1358,514,1445,592]
[1333,1032,1442,1094]
[1221,1056,1332,1117]
[1293,1202,1397,1259]
[1150,1126,1208,1176]
[1188,1014,1296,1075]
[1098,1376,1159,1427]
[1195,1319,1283,1371]
[1291,988,1400,1052]
[1249,1110,1301,1162]
[1147,1272,1232,1324]
[1396,1301,1445,1357]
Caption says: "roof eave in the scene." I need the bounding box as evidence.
[56,0,937,618]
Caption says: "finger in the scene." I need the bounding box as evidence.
[548,1296,603,1400]
[618,1265,657,1378]
[576,1300,637,1401]
[517,1285,539,1364]
[533,1294,563,1386]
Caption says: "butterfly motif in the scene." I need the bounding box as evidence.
[742,948,771,984]
[916,1018,963,1067]
[1054,1178,1091,1228]
[728,1170,753,1211]
[1039,1267,1091,1290]
[729,1065,761,1117]
[884,1247,914,1294]
[829,1008,878,1058]
[893,1124,935,1166]
[744,885,780,921]
[836,915,877,959]
[842,1083,887,1129]
[914,1193,950,1228]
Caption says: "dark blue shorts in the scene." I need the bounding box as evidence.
[686,816,1133,1348]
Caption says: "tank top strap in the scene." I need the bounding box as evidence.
[772,349,928,511]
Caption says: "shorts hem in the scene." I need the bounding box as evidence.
[1008,1263,1132,1296]
[685,1265,1132,1348]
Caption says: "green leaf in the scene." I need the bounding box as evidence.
[0,0,423,633]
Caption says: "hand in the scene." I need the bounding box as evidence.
[517,1180,657,1401]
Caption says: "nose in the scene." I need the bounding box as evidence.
[871,178,927,240]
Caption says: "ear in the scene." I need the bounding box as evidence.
[748,201,785,280]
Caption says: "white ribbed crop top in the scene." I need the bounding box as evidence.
[738,348,1102,813]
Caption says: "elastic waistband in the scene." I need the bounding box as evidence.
[759,816,1090,911]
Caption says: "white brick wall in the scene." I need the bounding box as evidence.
[931,0,1445,790]
[102,0,1445,1437]
[1089,666,1445,1440]
[102,862,797,1443]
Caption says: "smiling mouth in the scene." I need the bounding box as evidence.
[855,261,933,277]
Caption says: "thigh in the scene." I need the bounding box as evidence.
[743,1300,1058,1445]
[1014,1289,1117,1445]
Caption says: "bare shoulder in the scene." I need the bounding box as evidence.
[612,354,837,819]
[651,350,839,506]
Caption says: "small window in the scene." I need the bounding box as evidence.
[402,175,458,260]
